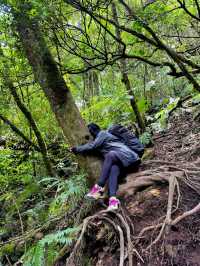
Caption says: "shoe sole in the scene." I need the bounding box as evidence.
[107,206,119,211]
[85,192,106,200]
[107,208,119,211]
[85,195,104,200]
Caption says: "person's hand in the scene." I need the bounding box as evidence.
[69,147,78,154]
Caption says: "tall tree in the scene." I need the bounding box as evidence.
[112,2,145,132]
[12,2,101,182]
[0,48,54,176]
[83,69,100,110]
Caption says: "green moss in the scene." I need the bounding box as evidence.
[0,242,15,257]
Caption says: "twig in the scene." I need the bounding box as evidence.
[136,223,163,241]
[5,255,12,266]
[13,199,27,253]
[174,178,181,211]
[145,221,166,250]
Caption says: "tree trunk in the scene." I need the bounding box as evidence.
[111,3,145,133]
[13,7,101,183]
[83,68,99,108]
[0,47,54,176]
[120,60,146,132]
[8,84,55,176]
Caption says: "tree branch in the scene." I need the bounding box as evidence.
[177,0,200,21]
[194,0,200,18]
[0,114,41,152]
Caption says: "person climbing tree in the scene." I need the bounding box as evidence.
[71,123,141,210]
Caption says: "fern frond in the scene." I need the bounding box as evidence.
[22,227,80,266]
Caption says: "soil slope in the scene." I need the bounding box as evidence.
[78,109,200,266]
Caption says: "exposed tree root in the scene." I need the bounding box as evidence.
[65,209,143,266]
[119,159,200,197]
[121,161,200,253]
[64,160,200,265]
[171,202,200,225]
[118,225,125,266]
[144,196,200,252]
[64,186,200,265]
[145,176,177,250]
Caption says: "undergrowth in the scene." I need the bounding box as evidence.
[22,227,80,266]
[0,145,87,265]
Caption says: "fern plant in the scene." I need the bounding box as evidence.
[48,173,87,216]
[139,131,152,146]
[22,227,80,266]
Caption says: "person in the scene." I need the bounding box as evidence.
[71,123,141,211]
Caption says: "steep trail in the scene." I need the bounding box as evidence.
[64,107,200,266]
[153,111,200,163]
[120,110,200,266]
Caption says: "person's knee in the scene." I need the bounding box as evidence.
[105,151,117,160]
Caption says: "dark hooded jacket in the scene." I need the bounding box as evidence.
[75,130,140,167]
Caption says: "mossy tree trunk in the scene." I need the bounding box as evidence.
[13,6,101,183]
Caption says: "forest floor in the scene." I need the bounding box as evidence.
[65,105,200,266]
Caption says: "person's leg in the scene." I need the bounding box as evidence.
[108,164,121,197]
[86,151,120,199]
[98,151,120,188]
[107,163,123,211]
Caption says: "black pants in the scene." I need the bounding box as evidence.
[98,151,140,197]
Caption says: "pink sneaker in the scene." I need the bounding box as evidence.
[107,197,120,211]
[86,184,104,199]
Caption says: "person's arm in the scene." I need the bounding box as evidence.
[75,131,106,154]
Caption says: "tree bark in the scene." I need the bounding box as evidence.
[13,6,101,183]
[83,66,100,108]
[120,60,146,132]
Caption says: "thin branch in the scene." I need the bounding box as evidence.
[162,34,200,39]
[194,0,200,18]
[177,0,200,21]
[143,0,157,9]
[0,114,41,152]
